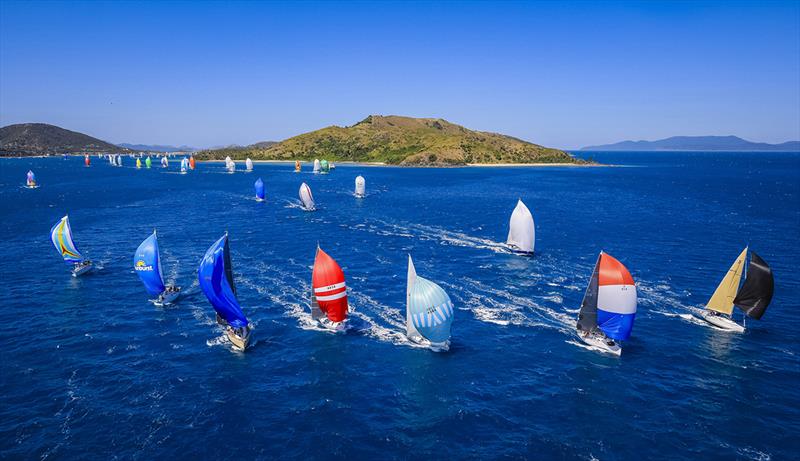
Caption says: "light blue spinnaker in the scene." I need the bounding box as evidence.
[406,256,454,345]
[198,234,249,328]
[254,178,265,200]
[50,215,84,264]
[133,231,166,296]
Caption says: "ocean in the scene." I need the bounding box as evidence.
[1,152,798,460]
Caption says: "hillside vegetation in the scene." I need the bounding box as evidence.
[0,123,127,155]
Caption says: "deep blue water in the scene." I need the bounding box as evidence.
[1,152,799,460]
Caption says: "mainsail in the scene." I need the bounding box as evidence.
[254,178,265,201]
[706,248,747,315]
[50,215,84,264]
[733,251,774,320]
[198,234,248,328]
[245,158,253,171]
[299,182,315,210]
[406,255,454,344]
[311,247,348,322]
[577,252,637,341]
[355,176,365,197]
[506,199,535,254]
[133,231,166,296]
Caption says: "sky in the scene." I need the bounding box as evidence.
[1,1,798,149]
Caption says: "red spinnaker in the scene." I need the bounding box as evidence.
[312,247,348,322]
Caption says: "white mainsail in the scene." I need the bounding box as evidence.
[406,255,422,340]
[506,199,535,254]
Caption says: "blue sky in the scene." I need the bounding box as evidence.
[1,1,798,149]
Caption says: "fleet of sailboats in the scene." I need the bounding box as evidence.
[199,233,251,350]
[50,215,93,277]
[406,255,455,351]
[701,247,774,332]
[310,246,350,332]
[134,230,181,306]
[507,199,535,255]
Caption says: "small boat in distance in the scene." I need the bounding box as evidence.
[507,199,535,255]
[254,178,265,201]
[145,156,152,168]
[576,251,637,356]
[225,156,236,173]
[189,156,196,170]
[136,157,142,169]
[299,182,316,211]
[180,157,188,174]
[84,154,90,167]
[134,230,181,306]
[26,170,38,188]
[198,233,251,350]
[320,159,330,174]
[701,247,774,332]
[406,255,454,351]
[116,155,122,167]
[161,155,169,168]
[313,159,321,174]
[50,215,93,277]
[295,160,301,172]
[310,246,349,332]
[330,162,336,170]
[245,158,253,172]
[354,175,365,198]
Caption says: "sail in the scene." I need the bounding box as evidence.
[576,254,601,332]
[320,160,329,173]
[733,251,774,319]
[355,176,365,196]
[133,231,166,296]
[84,155,90,166]
[311,247,349,322]
[145,156,152,168]
[245,158,253,171]
[596,253,637,341]
[136,158,142,168]
[299,182,315,210]
[406,255,454,344]
[313,159,321,173]
[706,247,747,315]
[50,216,84,264]
[254,178,265,200]
[295,161,301,172]
[506,199,535,254]
[198,234,248,328]
[189,156,196,169]
[161,156,168,167]
[26,170,35,185]
[180,157,188,172]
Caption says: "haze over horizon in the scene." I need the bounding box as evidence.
[1,1,798,150]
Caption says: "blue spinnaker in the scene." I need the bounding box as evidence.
[133,231,166,296]
[198,234,248,328]
[254,178,265,200]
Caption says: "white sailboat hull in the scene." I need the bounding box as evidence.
[71,262,93,277]
[226,326,251,350]
[408,333,450,352]
[316,318,349,333]
[154,287,181,306]
[701,311,745,332]
[576,330,621,356]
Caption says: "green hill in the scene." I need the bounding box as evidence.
[196,115,580,165]
[0,123,128,156]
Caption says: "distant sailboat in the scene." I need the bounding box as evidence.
[330,162,336,170]
[84,155,91,167]
[134,230,181,306]
[245,158,253,172]
[161,155,169,168]
[354,175,365,198]
[254,178,265,201]
[225,156,236,173]
[50,215,93,277]
[116,155,123,167]
[299,182,316,211]
[320,159,330,174]
[136,157,142,169]
[295,160,301,173]
[506,199,535,255]
[180,157,188,174]
[406,255,454,351]
[189,156,196,170]
[26,170,38,188]
[145,156,152,168]
[701,247,774,332]
[313,159,321,174]
[576,252,637,355]
[198,233,251,350]
[310,246,349,332]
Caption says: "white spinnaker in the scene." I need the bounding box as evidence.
[355,176,366,196]
[506,199,535,253]
[406,255,422,338]
[246,158,253,171]
[299,183,315,210]
[313,159,321,173]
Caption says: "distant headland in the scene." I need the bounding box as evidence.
[581,135,800,152]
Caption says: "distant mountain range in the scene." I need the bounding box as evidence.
[581,135,800,152]
[197,115,579,165]
[117,143,197,152]
[0,123,129,155]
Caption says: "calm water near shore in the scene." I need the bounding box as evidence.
[1,151,798,460]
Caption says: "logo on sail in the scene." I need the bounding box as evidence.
[134,259,154,271]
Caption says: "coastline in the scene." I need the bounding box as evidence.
[198,159,602,167]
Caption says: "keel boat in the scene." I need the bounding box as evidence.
[180,157,188,174]
[575,252,637,356]
[310,246,349,332]
[136,157,142,169]
[506,199,535,255]
[50,215,93,277]
[198,233,251,350]
[295,160,301,173]
[26,170,38,188]
[189,156,196,170]
[134,230,181,306]
[320,159,330,174]
[145,156,152,168]
[313,159,321,174]
[84,155,91,167]
[299,182,316,211]
[254,178,265,201]
[354,175,365,198]
[225,156,236,173]
[701,247,774,332]
[406,255,454,351]
[245,158,253,172]
[161,155,169,168]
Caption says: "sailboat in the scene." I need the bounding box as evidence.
[354,175,365,198]
[245,158,253,172]
[406,255,455,351]
[84,155,91,167]
[310,246,349,332]
[225,156,236,173]
[575,252,637,355]
[295,160,301,173]
[299,182,316,211]
[254,178,265,201]
[50,215,93,276]
[180,157,188,174]
[161,155,169,168]
[701,247,774,332]
[313,159,321,174]
[136,157,142,169]
[134,230,181,306]
[198,233,251,350]
[116,155,123,167]
[330,162,336,170]
[506,199,535,255]
[145,156,152,168]
[189,156,196,170]
[26,170,38,188]
[320,159,330,174]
